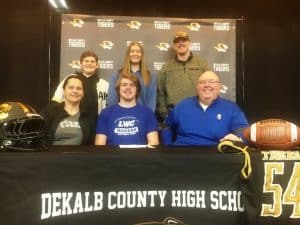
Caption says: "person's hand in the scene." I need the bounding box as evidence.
[219,133,242,142]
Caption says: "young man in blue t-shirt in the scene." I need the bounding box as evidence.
[95,73,159,146]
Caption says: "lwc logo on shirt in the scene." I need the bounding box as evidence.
[114,117,139,135]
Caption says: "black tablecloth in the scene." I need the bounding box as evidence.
[1,146,299,225]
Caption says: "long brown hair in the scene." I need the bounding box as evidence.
[121,41,151,86]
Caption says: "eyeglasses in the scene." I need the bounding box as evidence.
[197,79,220,85]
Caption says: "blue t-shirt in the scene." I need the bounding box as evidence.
[107,71,157,111]
[96,103,158,145]
[166,96,249,146]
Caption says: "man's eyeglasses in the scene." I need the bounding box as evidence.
[197,79,220,85]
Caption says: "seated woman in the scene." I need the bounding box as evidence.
[95,73,159,146]
[51,50,109,143]
[41,75,91,145]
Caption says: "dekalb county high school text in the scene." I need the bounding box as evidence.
[41,189,244,219]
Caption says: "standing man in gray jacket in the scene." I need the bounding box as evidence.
[156,31,209,122]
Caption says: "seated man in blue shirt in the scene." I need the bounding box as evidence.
[166,71,249,146]
[95,73,159,146]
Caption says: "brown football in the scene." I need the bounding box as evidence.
[243,119,300,150]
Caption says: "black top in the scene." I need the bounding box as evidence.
[74,71,99,136]
[40,102,93,144]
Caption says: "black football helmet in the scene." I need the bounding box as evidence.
[0,102,48,151]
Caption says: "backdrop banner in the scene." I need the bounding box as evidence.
[59,15,238,101]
